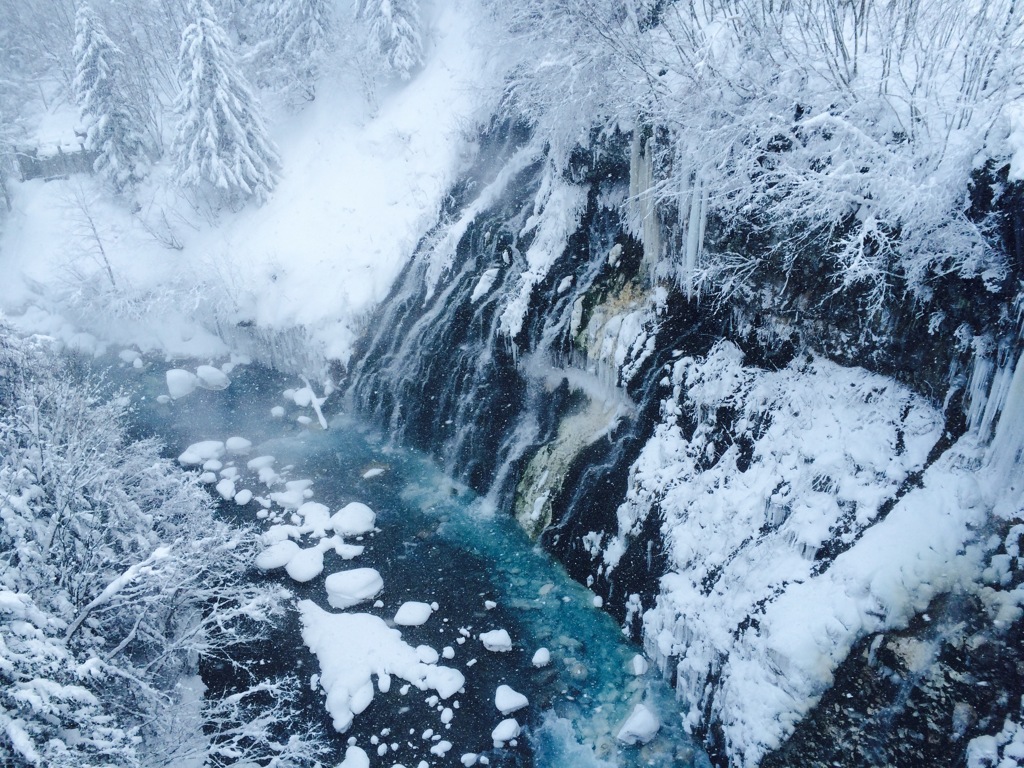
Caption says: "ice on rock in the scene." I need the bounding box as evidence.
[332,502,377,535]
[326,568,384,609]
[286,547,325,582]
[494,685,528,714]
[629,654,649,676]
[491,718,520,747]
[203,459,223,471]
[271,405,285,418]
[118,349,140,364]
[297,415,313,425]
[616,703,661,745]
[532,648,551,667]
[199,472,217,483]
[394,601,434,626]
[215,478,235,500]
[156,395,171,404]
[255,540,300,570]
[299,602,466,734]
[234,489,253,505]
[166,369,198,399]
[225,436,252,455]
[196,365,230,390]
[362,467,385,479]
[480,629,512,652]
[178,440,225,466]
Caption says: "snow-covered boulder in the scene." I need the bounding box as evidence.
[325,568,384,609]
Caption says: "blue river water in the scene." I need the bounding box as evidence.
[109,356,708,768]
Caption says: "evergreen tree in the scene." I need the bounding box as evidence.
[172,0,279,206]
[72,3,149,194]
[253,0,332,102]
[358,0,424,81]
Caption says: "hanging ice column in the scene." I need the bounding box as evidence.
[629,131,662,276]
[628,130,708,297]
[964,297,1024,481]
[988,346,1024,479]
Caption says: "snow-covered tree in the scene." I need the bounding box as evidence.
[358,0,424,81]
[250,0,333,103]
[0,328,323,766]
[73,3,149,193]
[172,0,280,206]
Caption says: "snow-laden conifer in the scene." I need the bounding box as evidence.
[251,0,332,103]
[73,3,149,193]
[172,0,280,206]
[359,0,424,81]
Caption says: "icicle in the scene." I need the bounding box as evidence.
[682,174,708,300]
[628,131,661,277]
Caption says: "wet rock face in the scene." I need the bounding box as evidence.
[761,594,1024,768]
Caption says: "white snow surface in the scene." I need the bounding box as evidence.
[299,601,466,733]
[0,0,501,367]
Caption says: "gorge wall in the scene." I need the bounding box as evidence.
[343,121,1024,767]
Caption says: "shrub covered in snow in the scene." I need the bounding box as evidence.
[0,327,321,766]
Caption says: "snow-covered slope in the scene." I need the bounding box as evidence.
[0,0,500,368]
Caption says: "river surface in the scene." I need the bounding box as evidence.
[102,354,707,768]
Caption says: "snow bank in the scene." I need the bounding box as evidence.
[299,601,465,733]
[605,342,1000,766]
